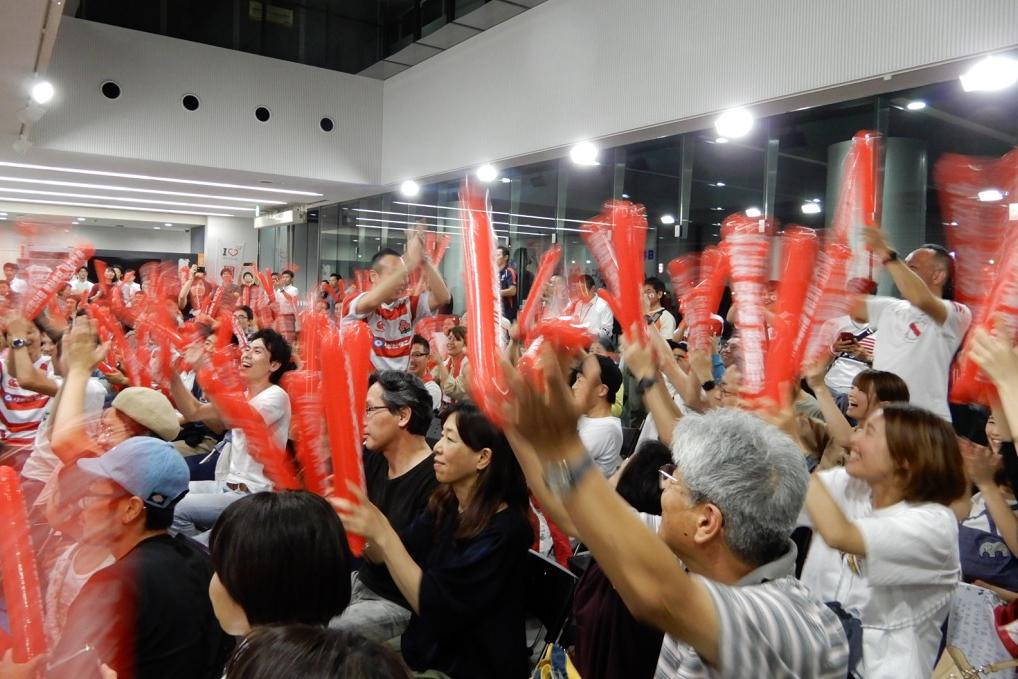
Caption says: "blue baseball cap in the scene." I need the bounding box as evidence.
[77,436,189,509]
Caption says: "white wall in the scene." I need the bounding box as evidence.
[0,223,191,265]
[36,18,383,185]
[205,215,257,277]
[381,0,1018,183]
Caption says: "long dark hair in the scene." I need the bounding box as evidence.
[427,403,530,541]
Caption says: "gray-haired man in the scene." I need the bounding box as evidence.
[507,360,849,678]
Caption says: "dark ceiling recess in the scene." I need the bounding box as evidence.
[75,0,537,76]
[255,106,271,122]
[320,117,334,132]
[100,80,121,99]
[182,94,200,111]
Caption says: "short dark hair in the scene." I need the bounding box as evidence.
[643,277,666,294]
[221,267,233,276]
[410,334,429,353]
[591,354,623,404]
[371,248,402,270]
[144,502,178,530]
[235,305,254,321]
[280,269,294,278]
[852,369,910,405]
[580,274,596,290]
[446,325,467,343]
[616,440,673,515]
[496,246,511,258]
[329,273,341,281]
[210,491,353,627]
[224,625,412,679]
[919,243,955,300]
[3,262,17,270]
[368,370,433,436]
[249,329,296,384]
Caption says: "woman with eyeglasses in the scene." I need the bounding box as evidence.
[801,404,966,679]
[334,402,533,679]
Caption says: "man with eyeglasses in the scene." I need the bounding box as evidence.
[331,370,438,643]
[44,436,232,679]
[406,334,442,412]
[232,305,255,340]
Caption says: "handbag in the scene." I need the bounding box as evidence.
[531,644,582,679]
[931,645,1018,678]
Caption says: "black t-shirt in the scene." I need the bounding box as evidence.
[357,449,439,607]
[401,507,533,679]
[50,534,233,679]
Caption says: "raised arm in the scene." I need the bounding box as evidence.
[622,338,682,448]
[50,318,109,462]
[803,360,855,449]
[166,348,221,426]
[4,316,58,396]
[863,227,947,325]
[804,475,866,555]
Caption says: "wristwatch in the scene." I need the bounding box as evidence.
[544,455,595,498]
[701,379,717,392]
[635,376,658,396]
[881,250,898,265]
[9,338,28,349]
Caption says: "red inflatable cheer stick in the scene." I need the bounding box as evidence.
[518,246,561,341]
[459,179,511,426]
[20,244,95,320]
[582,200,649,342]
[762,227,819,404]
[0,467,47,663]
[796,243,854,371]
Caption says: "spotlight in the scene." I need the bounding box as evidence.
[960,55,1018,92]
[399,180,420,197]
[800,202,822,215]
[30,80,55,105]
[715,108,753,139]
[476,164,497,183]
[660,214,676,225]
[745,207,762,218]
[978,189,1004,202]
[569,141,599,166]
[905,100,927,111]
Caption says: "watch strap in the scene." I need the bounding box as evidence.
[635,376,658,396]
[881,250,898,265]
[545,454,595,497]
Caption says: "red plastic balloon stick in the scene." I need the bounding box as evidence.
[20,245,95,320]
[0,467,47,663]
[282,369,329,496]
[321,324,370,555]
[459,179,510,426]
[582,200,649,342]
[518,246,561,341]
[762,227,819,403]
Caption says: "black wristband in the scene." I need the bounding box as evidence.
[635,376,658,396]
[701,380,717,392]
[882,250,898,265]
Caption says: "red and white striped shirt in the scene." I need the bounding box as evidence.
[343,292,435,371]
[0,352,54,450]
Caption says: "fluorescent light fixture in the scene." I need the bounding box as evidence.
[500,177,511,184]
[0,196,232,216]
[621,193,630,199]
[978,189,1004,202]
[745,207,762,218]
[960,55,1018,92]
[154,226,161,230]
[399,180,420,197]
[905,100,927,111]
[710,207,724,211]
[475,164,498,183]
[569,141,599,166]
[0,186,251,210]
[0,175,284,204]
[715,108,753,138]
[30,80,55,104]
[660,214,676,225]
[801,202,822,215]
[714,137,729,144]
[713,182,726,187]
[0,161,321,196]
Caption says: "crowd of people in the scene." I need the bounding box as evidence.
[0,211,1016,679]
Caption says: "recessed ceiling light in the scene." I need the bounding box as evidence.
[905,100,927,111]
[0,196,233,216]
[154,226,161,230]
[164,223,172,226]
[0,161,322,196]
[712,182,726,187]
[30,80,55,104]
[710,207,724,211]
[0,186,251,211]
[960,55,1018,92]
[745,207,762,218]
[475,164,498,183]
[978,189,1004,202]
[660,214,676,225]
[500,177,511,184]
[0,175,284,205]
[715,108,753,138]
[399,180,420,197]
[714,137,729,144]
[621,193,630,199]
[569,141,599,166]
[801,202,822,215]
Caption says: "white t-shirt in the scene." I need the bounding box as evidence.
[649,308,677,339]
[21,377,107,484]
[866,297,969,421]
[567,296,615,340]
[578,414,623,476]
[799,467,960,679]
[226,384,291,493]
[275,284,300,315]
[422,379,442,412]
[9,277,27,293]
[822,315,876,393]
[69,278,92,295]
[343,292,435,372]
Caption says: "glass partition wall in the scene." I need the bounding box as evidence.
[262,72,1018,313]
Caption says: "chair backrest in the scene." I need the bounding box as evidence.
[523,549,579,645]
